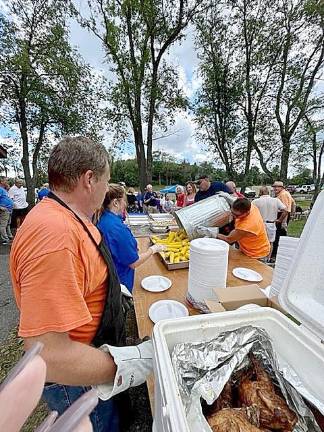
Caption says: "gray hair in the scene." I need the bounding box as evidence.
[259,186,269,196]
[226,181,236,193]
[48,136,109,192]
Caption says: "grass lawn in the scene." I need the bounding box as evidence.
[0,328,49,431]
[288,218,307,237]
[294,199,312,209]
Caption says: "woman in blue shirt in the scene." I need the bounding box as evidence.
[97,184,164,293]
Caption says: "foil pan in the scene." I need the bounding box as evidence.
[171,325,321,432]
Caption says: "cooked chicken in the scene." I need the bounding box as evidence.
[202,382,233,417]
[238,355,297,431]
[207,407,264,432]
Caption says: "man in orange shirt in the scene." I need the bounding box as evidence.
[217,198,270,259]
[10,137,152,432]
[271,181,296,260]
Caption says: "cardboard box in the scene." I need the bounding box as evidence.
[206,286,292,319]
[214,284,268,310]
[205,300,226,313]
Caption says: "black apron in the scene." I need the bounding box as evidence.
[47,192,126,347]
[47,193,136,429]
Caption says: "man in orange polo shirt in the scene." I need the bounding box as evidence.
[271,180,296,260]
[10,137,152,432]
[217,198,270,259]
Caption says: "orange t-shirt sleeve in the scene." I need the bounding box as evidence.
[18,248,92,337]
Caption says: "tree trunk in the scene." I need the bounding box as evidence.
[32,120,46,192]
[146,63,159,186]
[19,99,35,207]
[241,122,253,190]
[313,140,324,204]
[279,137,290,182]
[134,126,147,192]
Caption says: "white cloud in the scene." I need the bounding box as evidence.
[69,18,108,72]
[168,26,199,77]
[152,112,214,164]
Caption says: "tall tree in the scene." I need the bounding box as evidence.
[73,0,204,192]
[231,0,284,184]
[194,0,284,184]
[273,0,324,180]
[296,113,324,201]
[0,1,105,205]
[194,7,242,179]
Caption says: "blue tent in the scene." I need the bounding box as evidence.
[159,185,177,194]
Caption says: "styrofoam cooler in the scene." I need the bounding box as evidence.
[152,191,324,432]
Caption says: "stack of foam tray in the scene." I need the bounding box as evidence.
[270,236,299,297]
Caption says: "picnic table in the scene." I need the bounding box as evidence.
[132,237,273,411]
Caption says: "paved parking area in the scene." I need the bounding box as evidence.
[0,244,18,343]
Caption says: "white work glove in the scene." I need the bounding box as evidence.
[94,340,153,401]
[195,225,219,239]
[149,244,167,254]
[217,191,237,205]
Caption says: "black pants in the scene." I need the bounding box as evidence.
[271,222,287,259]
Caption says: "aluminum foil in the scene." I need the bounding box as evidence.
[171,325,321,432]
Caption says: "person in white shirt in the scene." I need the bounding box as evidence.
[253,186,287,260]
[8,178,29,229]
[162,194,174,213]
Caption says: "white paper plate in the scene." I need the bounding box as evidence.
[148,300,189,323]
[141,275,172,292]
[232,267,263,282]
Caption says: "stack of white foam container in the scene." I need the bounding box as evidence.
[187,238,229,305]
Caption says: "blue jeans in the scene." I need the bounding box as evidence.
[43,384,120,432]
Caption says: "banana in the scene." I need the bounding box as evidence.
[169,251,175,264]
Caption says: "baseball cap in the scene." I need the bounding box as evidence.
[195,175,209,184]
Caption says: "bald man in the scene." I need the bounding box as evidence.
[226,181,244,198]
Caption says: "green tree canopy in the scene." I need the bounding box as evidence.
[0,0,107,204]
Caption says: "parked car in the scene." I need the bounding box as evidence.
[295,184,315,194]
[243,187,256,198]
[286,185,297,194]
